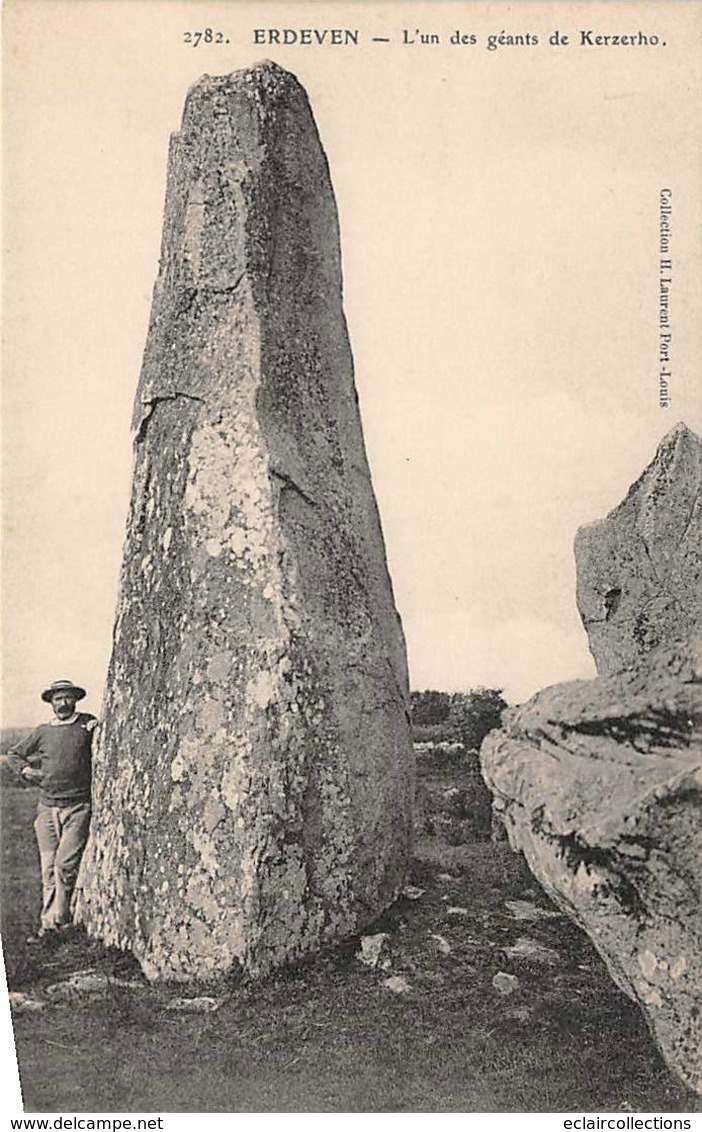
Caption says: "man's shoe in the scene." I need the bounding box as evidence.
[26,928,57,945]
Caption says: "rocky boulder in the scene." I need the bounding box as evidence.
[76,63,414,981]
[575,423,701,676]
[480,639,702,1093]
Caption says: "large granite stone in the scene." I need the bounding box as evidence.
[76,63,414,981]
[576,423,702,676]
[481,640,702,1093]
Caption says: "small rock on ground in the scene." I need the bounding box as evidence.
[402,886,425,900]
[45,971,110,1000]
[383,975,411,994]
[9,992,45,1014]
[503,937,562,965]
[165,996,222,1013]
[429,933,452,956]
[357,933,390,969]
[492,972,519,996]
[504,900,562,921]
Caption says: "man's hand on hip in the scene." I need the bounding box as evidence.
[21,767,43,783]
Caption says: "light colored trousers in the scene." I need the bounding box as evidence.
[33,801,91,929]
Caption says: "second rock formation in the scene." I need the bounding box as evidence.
[576,423,701,676]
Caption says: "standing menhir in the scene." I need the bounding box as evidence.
[75,62,414,981]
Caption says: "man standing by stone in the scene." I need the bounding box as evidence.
[5,680,97,942]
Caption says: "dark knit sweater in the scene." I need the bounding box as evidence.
[6,713,97,807]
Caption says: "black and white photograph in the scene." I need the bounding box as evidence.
[2,0,701,1119]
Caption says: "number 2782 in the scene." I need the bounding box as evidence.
[183,29,229,46]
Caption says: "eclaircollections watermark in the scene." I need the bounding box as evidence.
[658,188,672,409]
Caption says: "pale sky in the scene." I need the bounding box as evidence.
[2,1,701,726]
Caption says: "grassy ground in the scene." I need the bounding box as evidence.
[1,750,696,1114]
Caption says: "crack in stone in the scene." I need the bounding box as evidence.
[270,467,317,508]
[536,711,695,752]
[638,533,668,590]
[134,391,205,445]
[676,497,699,549]
[173,274,248,320]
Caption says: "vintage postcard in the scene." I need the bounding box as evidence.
[2,0,700,1120]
